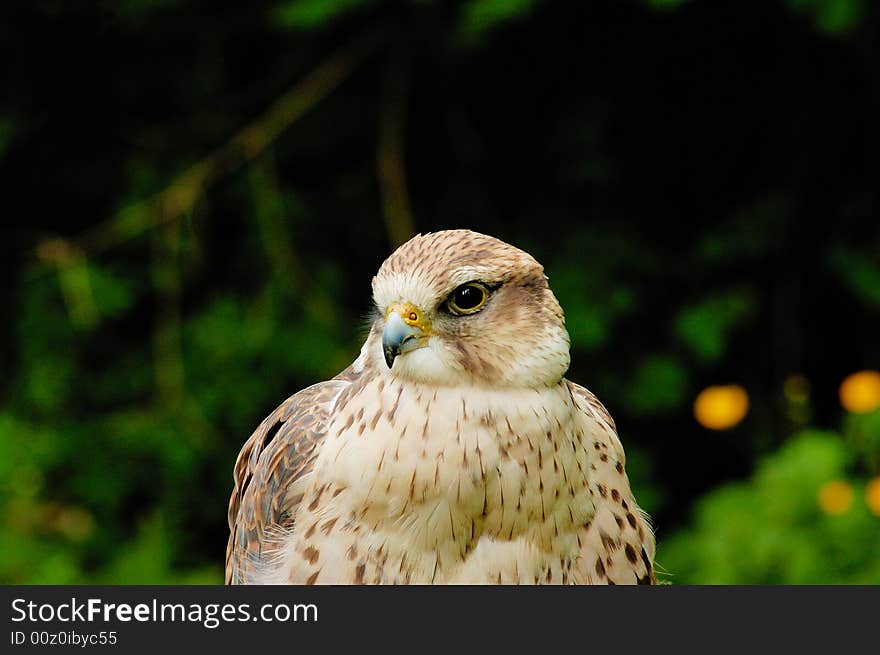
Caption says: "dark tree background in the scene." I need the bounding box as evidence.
[1,0,878,583]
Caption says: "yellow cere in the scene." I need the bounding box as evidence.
[839,370,880,414]
[386,302,425,327]
[693,385,749,430]
[866,478,880,517]
[818,480,854,516]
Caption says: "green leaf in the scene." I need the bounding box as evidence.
[817,0,863,33]
[696,196,790,265]
[784,0,864,35]
[88,264,135,319]
[674,290,755,362]
[830,246,880,307]
[624,354,688,414]
[549,262,638,352]
[459,0,535,37]
[96,512,174,584]
[275,0,373,29]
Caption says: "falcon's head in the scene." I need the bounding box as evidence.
[370,230,570,388]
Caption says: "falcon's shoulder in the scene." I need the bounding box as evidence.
[225,365,360,584]
[566,380,656,585]
[567,380,616,433]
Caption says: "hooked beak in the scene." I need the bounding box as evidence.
[382,303,430,368]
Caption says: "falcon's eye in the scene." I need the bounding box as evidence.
[446,283,488,315]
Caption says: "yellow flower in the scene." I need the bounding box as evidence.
[693,385,749,430]
[818,480,854,515]
[866,478,880,517]
[839,370,880,414]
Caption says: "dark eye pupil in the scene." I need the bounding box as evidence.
[454,285,483,310]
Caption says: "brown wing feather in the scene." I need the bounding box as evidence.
[567,380,656,585]
[225,366,359,584]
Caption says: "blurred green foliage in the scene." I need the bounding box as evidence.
[658,417,880,583]
[276,0,376,29]
[1,0,878,584]
[785,0,865,33]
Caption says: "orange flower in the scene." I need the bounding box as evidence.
[839,370,880,414]
[694,385,749,430]
[818,480,854,515]
[866,478,880,517]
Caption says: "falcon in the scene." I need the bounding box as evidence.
[226,229,655,584]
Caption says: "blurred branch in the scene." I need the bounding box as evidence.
[27,28,385,277]
[150,208,213,439]
[151,212,185,406]
[377,47,416,248]
[35,240,98,329]
[248,151,308,297]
